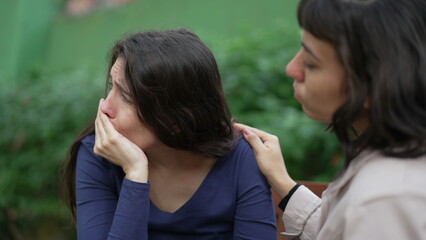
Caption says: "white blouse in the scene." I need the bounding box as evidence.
[282,150,426,240]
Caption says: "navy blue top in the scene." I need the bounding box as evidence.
[76,135,277,240]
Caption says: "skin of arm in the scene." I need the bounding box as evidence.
[234,123,297,199]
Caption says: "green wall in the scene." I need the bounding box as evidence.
[45,0,298,73]
[0,0,22,79]
[0,0,299,79]
[0,0,62,80]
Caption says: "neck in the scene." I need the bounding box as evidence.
[146,146,214,170]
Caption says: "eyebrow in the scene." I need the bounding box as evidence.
[302,42,321,62]
[109,73,131,96]
[115,81,131,96]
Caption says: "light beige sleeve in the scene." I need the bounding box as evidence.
[282,185,321,240]
[344,195,426,239]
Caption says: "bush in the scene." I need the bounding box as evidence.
[0,69,103,239]
[215,22,342,181]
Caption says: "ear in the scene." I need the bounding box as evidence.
[363,97,371,109]
[171,125,181,135]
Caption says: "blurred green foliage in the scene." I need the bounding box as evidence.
[216,23,343,180]
[0,23,341,238]
[0,69,103,239]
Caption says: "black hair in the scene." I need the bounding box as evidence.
[61,28,238,221]
[298,0,426,165]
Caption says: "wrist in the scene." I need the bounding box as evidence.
[278,183,301,212]
[124,163,148,183]
[270,175,297,199]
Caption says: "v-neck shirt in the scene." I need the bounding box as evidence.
[75,134,277,240]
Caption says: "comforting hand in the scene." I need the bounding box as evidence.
[94,99,149,183]
[234,123,297,198]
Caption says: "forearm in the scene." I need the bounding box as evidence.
[124,162,149,183]
[282,186,321,240]
[267,173,297,199]
[107,179,150,239]
[77,179,151,240]
[76,139,151,240]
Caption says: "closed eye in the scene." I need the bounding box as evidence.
[107,79,113,93]
[119,92,131,103]
[303,60,316,70]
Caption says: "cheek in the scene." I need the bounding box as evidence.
[330,77,347,107]
[110,113,134,134]
[117,117,155,147]
[307,73,345,101]
[302,79,346,122]
[113,107,139,130]
[109,119,125,135]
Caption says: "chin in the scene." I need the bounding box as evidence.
[302,109,330,123]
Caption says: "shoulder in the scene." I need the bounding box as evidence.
[226,136,255,157]
[221,136,256,167]
[320,152,426,237]
[347,152,426,203]
[76,134,115,171]
[214,136,259,176]
[77,134,102,163]
[342,154,426,237]
[81,134,96,150]
[222,136,270,186]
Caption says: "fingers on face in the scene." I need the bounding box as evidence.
[95,98,109,148]
[94,118,117,157]
[95,113,106,138]
[94,116,105,155]
[96,98,116,137]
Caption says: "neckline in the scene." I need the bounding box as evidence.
[149,156,223,215]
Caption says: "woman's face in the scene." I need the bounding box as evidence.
[100,57,161,150]
[286,30,347,123]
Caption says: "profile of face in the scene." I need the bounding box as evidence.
[286,30,347,123]
[100,57,161,151]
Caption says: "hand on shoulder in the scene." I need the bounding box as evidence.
[234,123,297,198]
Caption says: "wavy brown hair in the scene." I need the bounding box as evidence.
[61,29,238,221]
[298,0,426,165]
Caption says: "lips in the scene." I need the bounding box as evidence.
[293,82,302,102]
[294,92,302,102]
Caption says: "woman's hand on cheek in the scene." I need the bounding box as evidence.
[94,99,148,183]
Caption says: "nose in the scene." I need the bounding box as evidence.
[100,94,116,119]
[286,50,304,82]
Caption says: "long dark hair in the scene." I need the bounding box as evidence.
[298,0,426,165]
[61,28,238,221]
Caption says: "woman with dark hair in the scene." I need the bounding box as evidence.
[62,29,277,239]
[235,0,426,239]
